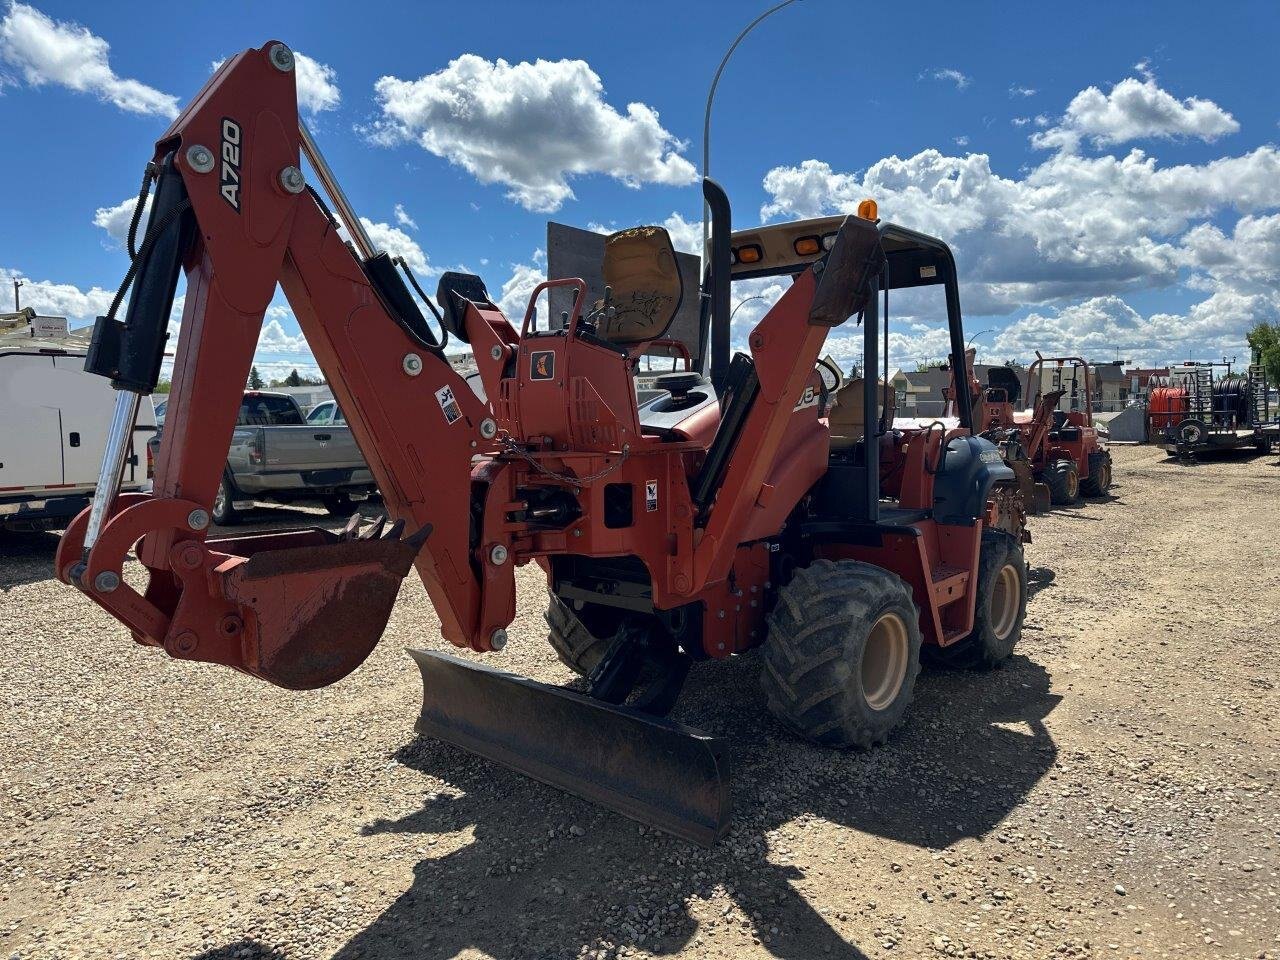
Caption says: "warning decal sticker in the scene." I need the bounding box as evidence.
[530,350,555,381]
[645,479,659,513]
[435,385,462,424]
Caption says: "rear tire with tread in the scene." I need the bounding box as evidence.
[1044,459,1080,505]
[1080,451,1112,497]
[761,560,922,748]
[929,530,1026,669]
[545,593,612,676]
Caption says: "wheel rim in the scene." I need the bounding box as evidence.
[990,563,1021,640]
[861,612,909,712]
[213,483,226,520]
[1100,464,1111,490]
[1067,469,1079,499]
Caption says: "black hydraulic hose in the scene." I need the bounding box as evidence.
[126,162,156,262]
[87,153,195,394]
[105,193,191,323]
[393,256,449,350]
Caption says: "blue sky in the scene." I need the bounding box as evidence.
[3,0,1279,378]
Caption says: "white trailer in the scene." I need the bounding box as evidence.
[0,309,157,532]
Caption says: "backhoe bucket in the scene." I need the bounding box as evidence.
[409,649,732,846]
[213,519,431,689]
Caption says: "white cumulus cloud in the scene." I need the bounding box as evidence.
[496,256,547,321]
[0,2,177,117]
[257,317,309,354]
[1032,76,1239,153]
[331,217,432,277]
[659,213,703,256]
[393,203,418,231]
[991,290,1274,367]
[92,194,151,247]
[1,269,115,321]
[369,54,697,212]
[359,218,431,276]
[757,73,1280,364]
[1177,212,1280,292]
[919,68,970,90]
[760,145,1280,316]
[293,51,339,114]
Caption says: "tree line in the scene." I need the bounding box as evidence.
[246,366,323,389]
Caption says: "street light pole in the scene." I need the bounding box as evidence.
[701,0,802,270]
[729,293,769,322]
[966,327,996,349]
[12,278,23,312]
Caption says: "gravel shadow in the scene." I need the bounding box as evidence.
[191,940,288,960]
[336,651,1058,959]
[0,529,63,588]
[1027,565,1056,598]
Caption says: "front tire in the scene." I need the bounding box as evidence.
[1080,451,1112,497]
[930,531,1026,669]
[1044,459,1080,505]
[761,559,922,748]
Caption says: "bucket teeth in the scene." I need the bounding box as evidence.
[341,512,363,540]
[338,513,413,543]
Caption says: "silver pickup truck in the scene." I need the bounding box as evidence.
[210,391,374,524]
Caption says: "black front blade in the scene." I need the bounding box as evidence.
[408,649,731,847]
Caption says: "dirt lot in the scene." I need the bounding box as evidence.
[1,444,1277,960]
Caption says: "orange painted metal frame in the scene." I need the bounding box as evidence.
[55,41,870,685]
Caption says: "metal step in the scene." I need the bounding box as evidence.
[408,649,732,846]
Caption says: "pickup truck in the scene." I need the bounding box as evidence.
[157,391,375,525]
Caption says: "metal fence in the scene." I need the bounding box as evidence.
[897,396,1136,418]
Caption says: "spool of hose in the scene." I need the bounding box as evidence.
[1149,384,1188,430]
[1212,375,1250,427]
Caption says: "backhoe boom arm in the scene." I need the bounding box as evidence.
[56,42,508,688]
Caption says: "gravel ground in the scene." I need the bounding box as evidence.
[1,444,1277,960]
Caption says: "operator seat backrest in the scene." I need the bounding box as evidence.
[986,366,1022,406]
[595,227,683,345]
[829,376,895,451]
[436,271,497,343]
